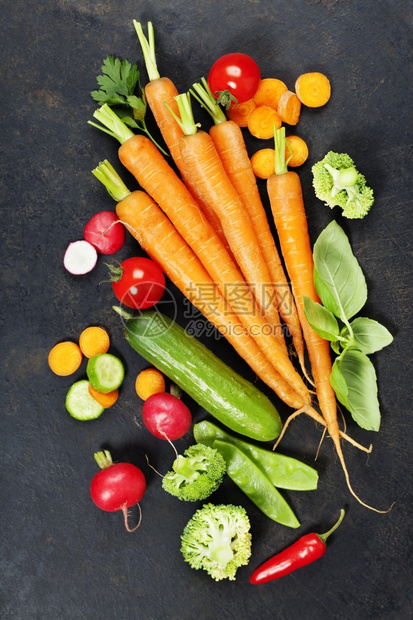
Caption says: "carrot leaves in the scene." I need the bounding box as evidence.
[91,56,168,155]
[304,221,393,432]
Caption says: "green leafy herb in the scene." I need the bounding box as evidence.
[313,220,367,320]
[91,56,168,155]
[305,221,393,432]
[340,317,393,355]
[331,350,381,432]
[302,296,340,342]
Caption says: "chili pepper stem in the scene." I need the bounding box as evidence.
[317,508,345,544]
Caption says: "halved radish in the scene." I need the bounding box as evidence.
[64,240,98,275]
[84,211,126,255]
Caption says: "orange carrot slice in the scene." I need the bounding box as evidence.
[79,326,110,358]
[48,341,83,376]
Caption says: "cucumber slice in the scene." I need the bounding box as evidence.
[65,380,105,420]
[86,353,125,393]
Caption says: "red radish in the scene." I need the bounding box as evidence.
[90,450,146,532]
[142,392,192,440]
[64,239,98,275]
[84,211,126,254]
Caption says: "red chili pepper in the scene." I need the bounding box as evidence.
[250,509,345,585]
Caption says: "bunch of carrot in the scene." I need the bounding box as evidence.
[89,21,390,512]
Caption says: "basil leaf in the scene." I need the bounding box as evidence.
[330,358,349,405]
[335,349,381,431]
[314,267,342,318]
[331,340,342,355]
[313,221,368,320]
[303,296,340,341]
[341,317,393,354]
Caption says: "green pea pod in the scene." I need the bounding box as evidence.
[213,440,300,528]
[194,420,318,491]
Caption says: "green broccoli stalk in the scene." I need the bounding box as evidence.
[162,444,226,502]
[312,151,374,219]
[180,503,252,581]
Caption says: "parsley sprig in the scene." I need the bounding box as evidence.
[91,56,168,156]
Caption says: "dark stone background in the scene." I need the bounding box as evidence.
[1,1,412,618]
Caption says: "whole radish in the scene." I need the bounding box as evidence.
[142,392,192,441]
[90,450,146,532]
[84,211,126,255]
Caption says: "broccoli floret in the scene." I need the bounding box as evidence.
[162,444,226,502]
[180,503,252,581]
[312,151,374,219]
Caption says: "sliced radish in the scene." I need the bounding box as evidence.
[84,211,126,255]
[64,240,98,275]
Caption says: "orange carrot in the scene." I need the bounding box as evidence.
[277,90,301,125]
[295,72,331,108]
[247,105,282,139]
[267,127,387,512]
[48,341,82,376]
[134,21,230,254]
[253,77,288,109]
[79,326,110,358]
[226,98,256,127]
[92,159,309,410]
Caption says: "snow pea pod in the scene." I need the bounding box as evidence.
[213,440,300,528]
[194,420,318,491]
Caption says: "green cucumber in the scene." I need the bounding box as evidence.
[116,308,282,442]
[65,380,105,420]
[86,353,125,394]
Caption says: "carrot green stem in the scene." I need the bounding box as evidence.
[274,126,291,175]
[165,93,200,136]
[190,77,227,125]
[89,104,135,145]
[92,160,131,202]
[134,20,160,82]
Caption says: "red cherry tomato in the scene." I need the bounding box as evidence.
[208,53,261,107]
[110,257,165,310]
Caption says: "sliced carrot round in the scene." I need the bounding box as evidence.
[295,72,331,107]
[250,148,275,179]
[48,341,83,376]
[253,78,288,109]
[135,368,166,401]
[248,106,282,140]
[277,91,301,126]
[79,326,110,358]
[226,98,257,127]
[285,135,309,167]
[88,383,119,408]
